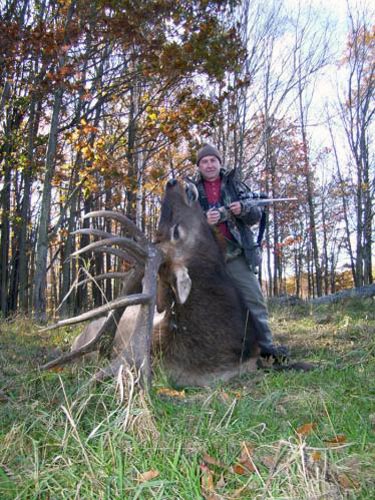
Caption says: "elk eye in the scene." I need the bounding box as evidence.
[171,224,180,241]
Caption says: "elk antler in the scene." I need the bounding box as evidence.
[82,210,148,244]
[40,211,164,389]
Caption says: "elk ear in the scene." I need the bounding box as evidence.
[174,266,192,304]
[184,178,199,203]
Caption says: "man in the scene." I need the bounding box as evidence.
[194,143,290,364]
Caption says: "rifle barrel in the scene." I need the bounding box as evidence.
[252,197,298,206]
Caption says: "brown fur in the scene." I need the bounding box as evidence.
[153,179,260,386]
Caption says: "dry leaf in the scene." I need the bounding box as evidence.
[337,473,360,490]
[200,463,215,492]
[260,454,276,470]
[240,441,255,458]
[232,484,249,498]
[137,469,159,482]
[230,441,256,474]
[202,453,226,468]
[324,434,347,446]
[311,451,322,462]
[296,422,316,436]
[240,459,256,472]
[216,473,226,489]
[203,493,225,500]
[220,391,230,402]
[156,387,185,398]
[50,366,65,373]
[232,464,247,475]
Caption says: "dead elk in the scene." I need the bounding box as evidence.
[41,179,260,387]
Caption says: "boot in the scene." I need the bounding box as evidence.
[260,345,290,365]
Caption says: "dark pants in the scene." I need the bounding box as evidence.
[226,254,273,351]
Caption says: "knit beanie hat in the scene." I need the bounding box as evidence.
[196,144,222,165]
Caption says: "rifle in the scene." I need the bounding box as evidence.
[213,197,297,219]
[246,197,298,207]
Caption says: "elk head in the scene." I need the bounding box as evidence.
[155,178,202,307]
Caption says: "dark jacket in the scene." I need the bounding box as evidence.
[195,169,263,272]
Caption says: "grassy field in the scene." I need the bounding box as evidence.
[0,297,374,499]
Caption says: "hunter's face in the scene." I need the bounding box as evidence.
[198,155,221,182]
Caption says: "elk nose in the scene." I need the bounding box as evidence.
[167,179,178,188]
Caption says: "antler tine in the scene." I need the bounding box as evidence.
[74,272,130,288]
[40,313,112,370]
[71,237,147,264]
[92,246,136,264]
[83,210,148,244]
[39,293,151,332]
[73,228,117,239]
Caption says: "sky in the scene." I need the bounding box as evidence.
[281,0,373,162]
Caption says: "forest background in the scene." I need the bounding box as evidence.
[0,0,374,322]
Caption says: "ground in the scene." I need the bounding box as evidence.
[0,297,374,499]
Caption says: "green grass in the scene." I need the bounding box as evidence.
[1,297,374,499]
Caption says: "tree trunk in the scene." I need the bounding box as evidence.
[33,86,64,321]
[32,0,76,321]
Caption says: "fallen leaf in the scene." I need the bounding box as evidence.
[50,366,65,373]
[156,387,185,398]
[216,473,226,489]
[202,453,226,468]
[200,463,215,496]
[137,469,159,482]
[232,464,247,475]
[239,459,256,472]
[259,454,276,470]
[296,422,316,436]
[232,484,250,498]
[203,493,224,500]
[240,441,255,458]
[337,473,360,490]
[311,451,322,462]
[230,441,257,474]
[324,434,347,446]
[220,391,230,402]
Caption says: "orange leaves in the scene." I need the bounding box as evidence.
[231,464,248,475]
[310,450,322,462]
[49,365,65,373]
[195,423,358,499]
[137,469,159,482]
[296,422,317,437]
[65,120,121,194]
[234,442,257,474]
[156,387,186,399]
[295,422,348,449]
[201,454,226,468]
[199,442,256,498]
[324,434,347,446]
[200,463,216,498]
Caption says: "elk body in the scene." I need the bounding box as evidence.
[152,179,259,386]
[43,179,260,387]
